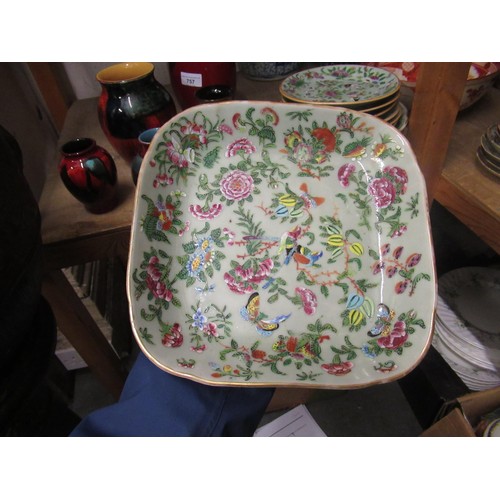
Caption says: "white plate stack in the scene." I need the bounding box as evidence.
[433,267,500,391]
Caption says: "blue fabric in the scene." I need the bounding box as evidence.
[70,353,275,437]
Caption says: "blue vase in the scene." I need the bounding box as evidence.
[131,127,159,185]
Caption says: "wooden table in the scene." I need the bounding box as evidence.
[40,97,135,399]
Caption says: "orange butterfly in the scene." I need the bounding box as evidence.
[298,182,325,209]
[240,292,291,337]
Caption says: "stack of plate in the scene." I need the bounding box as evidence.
[433,267,500,391]
[279,64,408,131]
[476,123,500,179]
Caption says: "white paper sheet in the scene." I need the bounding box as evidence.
[253,404,327,437]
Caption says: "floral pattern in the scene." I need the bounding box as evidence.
[280,65,400,105]
[128,101,435,389]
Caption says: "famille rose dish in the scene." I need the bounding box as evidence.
[127,101,436,388]
[279,65,400,107]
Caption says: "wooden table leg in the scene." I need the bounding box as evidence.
[42,268,127,400]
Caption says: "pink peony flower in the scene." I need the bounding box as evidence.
[225,138,256,158]
[377,321,408,350]
[368,177,396,208]
[383,166,408,194]
[220,169,254,201]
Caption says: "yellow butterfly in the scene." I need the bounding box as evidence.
[240,292,291,337]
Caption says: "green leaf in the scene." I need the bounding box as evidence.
[245,107,255,120]
[182,241,196,253]
[258,126,276,143]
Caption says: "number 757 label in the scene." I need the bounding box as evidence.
[180,72,202,87]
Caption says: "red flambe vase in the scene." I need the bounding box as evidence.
[169,62,236,109]
[59,137,118,213]
[96,62,176,165]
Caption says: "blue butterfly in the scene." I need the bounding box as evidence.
[367,303,395,338]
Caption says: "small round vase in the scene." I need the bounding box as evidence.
[59,138,118,214]
[169,62,236,109]
[131,127,159,185]
[195,85,234,104]
[96,62,176,165]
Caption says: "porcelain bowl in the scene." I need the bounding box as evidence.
[127,100,436,389]
[367,62,499,111]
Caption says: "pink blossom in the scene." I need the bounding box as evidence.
[217,123,233,135]
[223,227,235,245]
[146,256,161,279]
[190,345,207,353]
[368,177,396,208]
[225,138,256,158]
[180,122,208,145]
[189,203,223,220]
[234,258,273,284]
[391,225,407,238]
[220,169,254,201]
[146,277,173,301]
[153,173,174,188]
[224,272,254,294]
[377,321,408,350]
[178,221,190,236]
[203,322,219,337]
[295,287,318,315]
[321,361,354,375]
[383,166,408,194]
[162,323,183,347]
[338,163,356,187]
[166,136,194,168]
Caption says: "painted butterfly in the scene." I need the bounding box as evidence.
[240,292,291,337]
[298,182,325,209]
[367,303,395,338]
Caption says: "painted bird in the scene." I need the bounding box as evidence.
[284,243,323,267]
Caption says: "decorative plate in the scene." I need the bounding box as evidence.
[127,101,436,388]
[279,65,400,107]
[438,267,500,353]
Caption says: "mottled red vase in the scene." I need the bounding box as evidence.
[59,137,118,214]
[169,62,236,109]
[96,62,176,165]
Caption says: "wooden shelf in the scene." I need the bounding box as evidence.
[31,64,499,402]
[435,88,500,254]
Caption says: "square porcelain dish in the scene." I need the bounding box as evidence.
[127,101,436,388]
